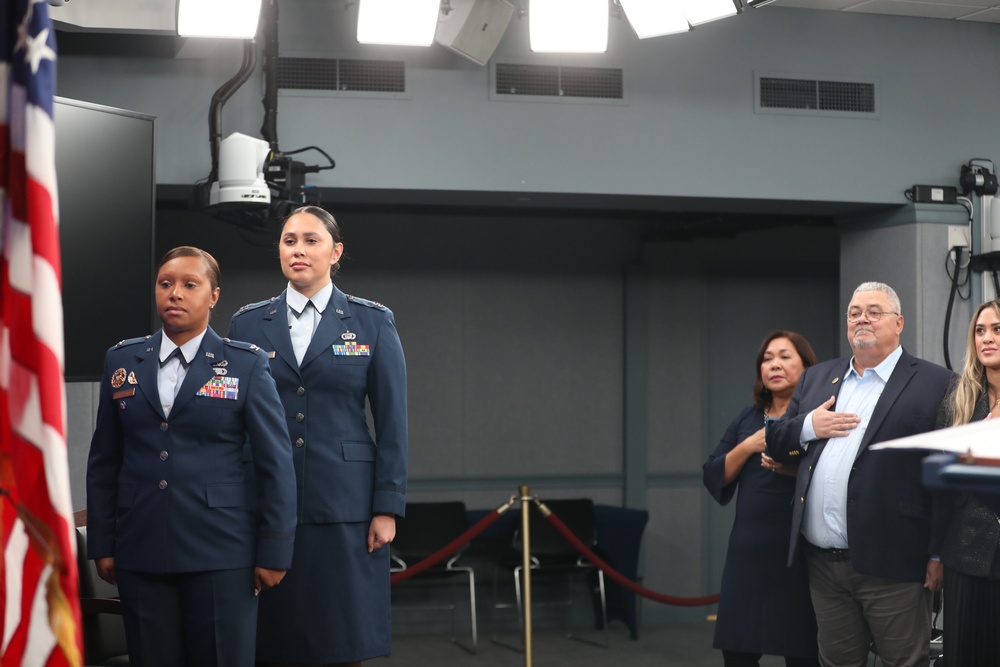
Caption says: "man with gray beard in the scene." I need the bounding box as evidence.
[766,281,953,667]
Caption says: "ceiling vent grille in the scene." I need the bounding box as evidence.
[756,74,878,118]
[277,57,405,93]
[494,63,624,100]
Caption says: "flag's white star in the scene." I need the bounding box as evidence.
[24,27,56,74]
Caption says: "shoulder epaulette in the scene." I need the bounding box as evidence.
[221,338,263,353]
[234,297,277,316]
[346,294,388,311]
[114,334,152,349]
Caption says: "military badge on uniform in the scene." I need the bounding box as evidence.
[127,371,137,385]
[197,376,239,400]
[341,332,356,341]
[111,368,126,389]
[113,388,136,400]
[332,341,370,356]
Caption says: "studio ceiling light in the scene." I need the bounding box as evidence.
[529,0,609,53]
[177,0,263,39]
[618,0,690,39]
[357,0,441,46]
[678,0,738,27]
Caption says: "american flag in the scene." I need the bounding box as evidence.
[1,1,82,666]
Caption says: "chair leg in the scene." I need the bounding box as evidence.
[467,569,477,653]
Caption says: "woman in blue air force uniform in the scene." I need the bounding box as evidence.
[227,206,407,667]
[86,246,297,667]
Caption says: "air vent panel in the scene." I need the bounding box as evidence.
[277,57,405,94]
[756,73,878,118]
[494,63,624,101]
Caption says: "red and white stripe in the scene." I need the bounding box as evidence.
[1,1,82,665]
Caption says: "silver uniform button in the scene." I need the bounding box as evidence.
[159,451,169,461]
[158,480,168,490]
[297,386,305,396]
[160,422,169,431]
[295,413,305,423]
[295,438,305,448]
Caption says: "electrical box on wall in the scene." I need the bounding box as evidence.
[911,185,958,204]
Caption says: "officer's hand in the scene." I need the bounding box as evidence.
[254,567,285,595]
[368,514,396,553]
[95,557,116,585]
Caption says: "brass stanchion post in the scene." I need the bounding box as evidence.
[519,484,533,667]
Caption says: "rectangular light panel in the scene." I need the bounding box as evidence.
[357,0,441,46]
[530,0,609,53]
[177,0,263,39]
[619,0,690,39]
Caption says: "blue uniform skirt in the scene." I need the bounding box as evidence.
[256,522,391,664]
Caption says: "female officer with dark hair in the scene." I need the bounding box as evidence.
[228,206,407,667]
[86,246,297,666]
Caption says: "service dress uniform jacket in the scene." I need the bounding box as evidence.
[227,285,407,664]
[766,349,953,582]
[227,286,407,524]
[86,328,297,572]
[86,327,297,667]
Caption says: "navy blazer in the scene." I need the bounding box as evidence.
[86,328,297,573]
[227,286,408,524]
[766,349,954,582]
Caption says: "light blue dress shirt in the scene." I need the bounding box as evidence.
[286,281,332,366]
[158,329,207,417]
[800,345,903,549]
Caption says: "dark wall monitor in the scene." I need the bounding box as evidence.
[54,98,155,381]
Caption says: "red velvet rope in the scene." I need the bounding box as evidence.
[389,508,504,584]
[543,510,721,607]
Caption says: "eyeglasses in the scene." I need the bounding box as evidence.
[846,308,899,323]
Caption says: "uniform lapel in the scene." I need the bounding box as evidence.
[262,291,299,376]
[133,331,163,419]
[300,287,352,369]
[169,328,224,418]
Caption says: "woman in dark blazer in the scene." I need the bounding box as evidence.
[940,299,1000,666]
[86,246,297,667]
[228,206,407,667]
[703,330,820,667]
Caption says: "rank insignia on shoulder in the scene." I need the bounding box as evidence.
[111,368,126,389]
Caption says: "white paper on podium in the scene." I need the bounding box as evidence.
[869,417,1000,455]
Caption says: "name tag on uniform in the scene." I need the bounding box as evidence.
[112,388,136,400]
[332,342,370,357]
[196,376,239,400]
